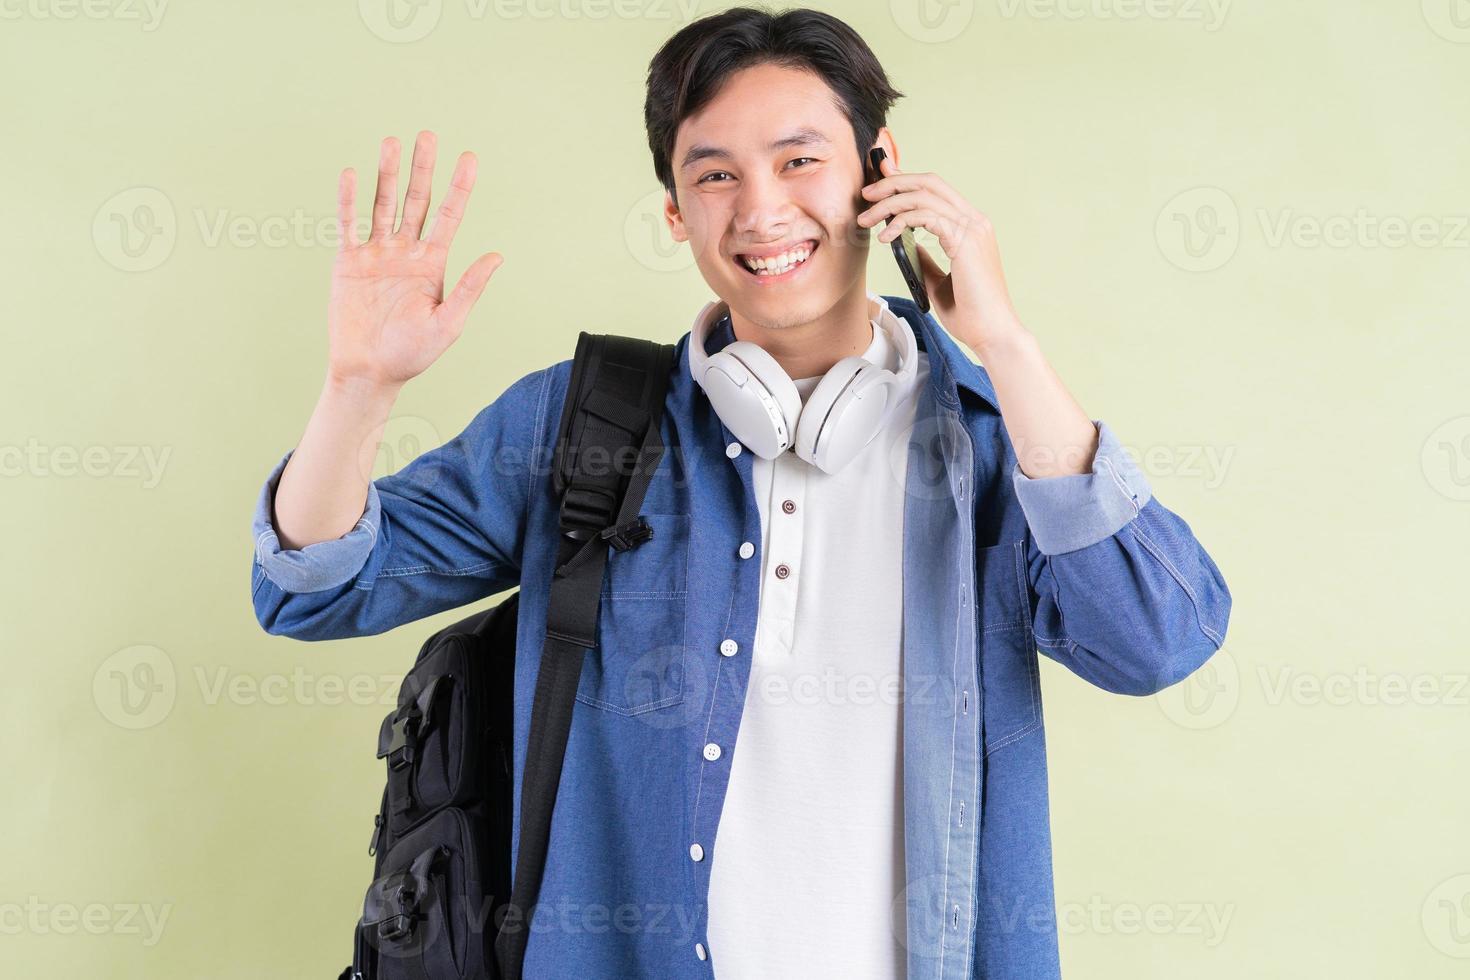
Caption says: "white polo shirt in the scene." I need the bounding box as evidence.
[706,304,930,979]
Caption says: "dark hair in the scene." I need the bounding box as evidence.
[644,6,904,207]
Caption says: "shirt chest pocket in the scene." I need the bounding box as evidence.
[976,540,1042,754]
[575,512,690,716]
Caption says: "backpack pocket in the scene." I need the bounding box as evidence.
[378,643,483,837]
[359,807,496,980]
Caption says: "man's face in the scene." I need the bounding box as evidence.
[664,62,876,332]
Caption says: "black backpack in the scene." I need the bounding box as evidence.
[337,332,676,980]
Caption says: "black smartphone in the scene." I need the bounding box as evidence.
[867,146,930,313]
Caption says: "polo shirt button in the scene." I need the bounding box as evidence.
[774,563,791,580]
[719,639,738,657]
[726,442,742,458]
[695,942,708,961]
[738,541,754,559]
[781,499,796,514]
[702,742,721,761]
[690,842,704,862]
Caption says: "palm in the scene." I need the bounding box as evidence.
[325,132,503,390]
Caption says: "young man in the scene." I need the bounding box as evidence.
[250,7,1230,978]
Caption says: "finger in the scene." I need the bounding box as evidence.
[860,189,932,225]
[865,170,968,215]
[879,207,941,243]
[436,251,504,335]
[337,167,359,250]
[370,136,402,240]
[399,130,438,240]
[916,242,947,295]
[427,151,477,251]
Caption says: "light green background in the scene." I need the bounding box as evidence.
[3,1,1467,976]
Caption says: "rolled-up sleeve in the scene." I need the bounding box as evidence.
[251,449,381,594]
[1010,419,1151,556]
[249,364,558,641]
[1013,419,1232,696]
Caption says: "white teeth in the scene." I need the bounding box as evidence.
[740,244,812,275]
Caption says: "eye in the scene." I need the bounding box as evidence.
[696,171,732,184]
[786,157,817,169]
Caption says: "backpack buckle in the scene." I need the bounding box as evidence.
[599,516,654,553]
[378,709,421,772]
[559,485,617,539]
[376,882,418,943]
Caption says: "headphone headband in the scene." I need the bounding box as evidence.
[686,290,921,472]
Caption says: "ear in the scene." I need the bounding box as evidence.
[872,127,901,177]
[663,188,687,243]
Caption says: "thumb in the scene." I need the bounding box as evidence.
[437,251,504,335]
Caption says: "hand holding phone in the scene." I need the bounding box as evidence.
[866,146,930,314]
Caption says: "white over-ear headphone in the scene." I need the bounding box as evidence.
[687,291,919,474]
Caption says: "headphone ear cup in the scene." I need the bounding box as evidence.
[705,341,802,458]
[794,357,873,471]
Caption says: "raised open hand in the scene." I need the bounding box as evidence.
[326,131,504,391]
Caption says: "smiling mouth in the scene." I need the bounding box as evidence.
[734,239,818,279]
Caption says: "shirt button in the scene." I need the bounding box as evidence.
[719,638,738,657]
[738,541,755,559]
[690,843,704,862]
[774,563,791,580]
[703,742,722,761]
[725,441,742,458]
[781,499,796,514]
[695,942,708,961]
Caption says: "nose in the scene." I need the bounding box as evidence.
[732,168,796,242]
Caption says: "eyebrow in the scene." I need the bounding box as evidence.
[678,127,834,172]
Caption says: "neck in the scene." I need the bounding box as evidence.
[726,283,874,380]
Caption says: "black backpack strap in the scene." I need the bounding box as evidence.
[494,332,674,979]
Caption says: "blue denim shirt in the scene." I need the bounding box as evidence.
[250,295,1231,979]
